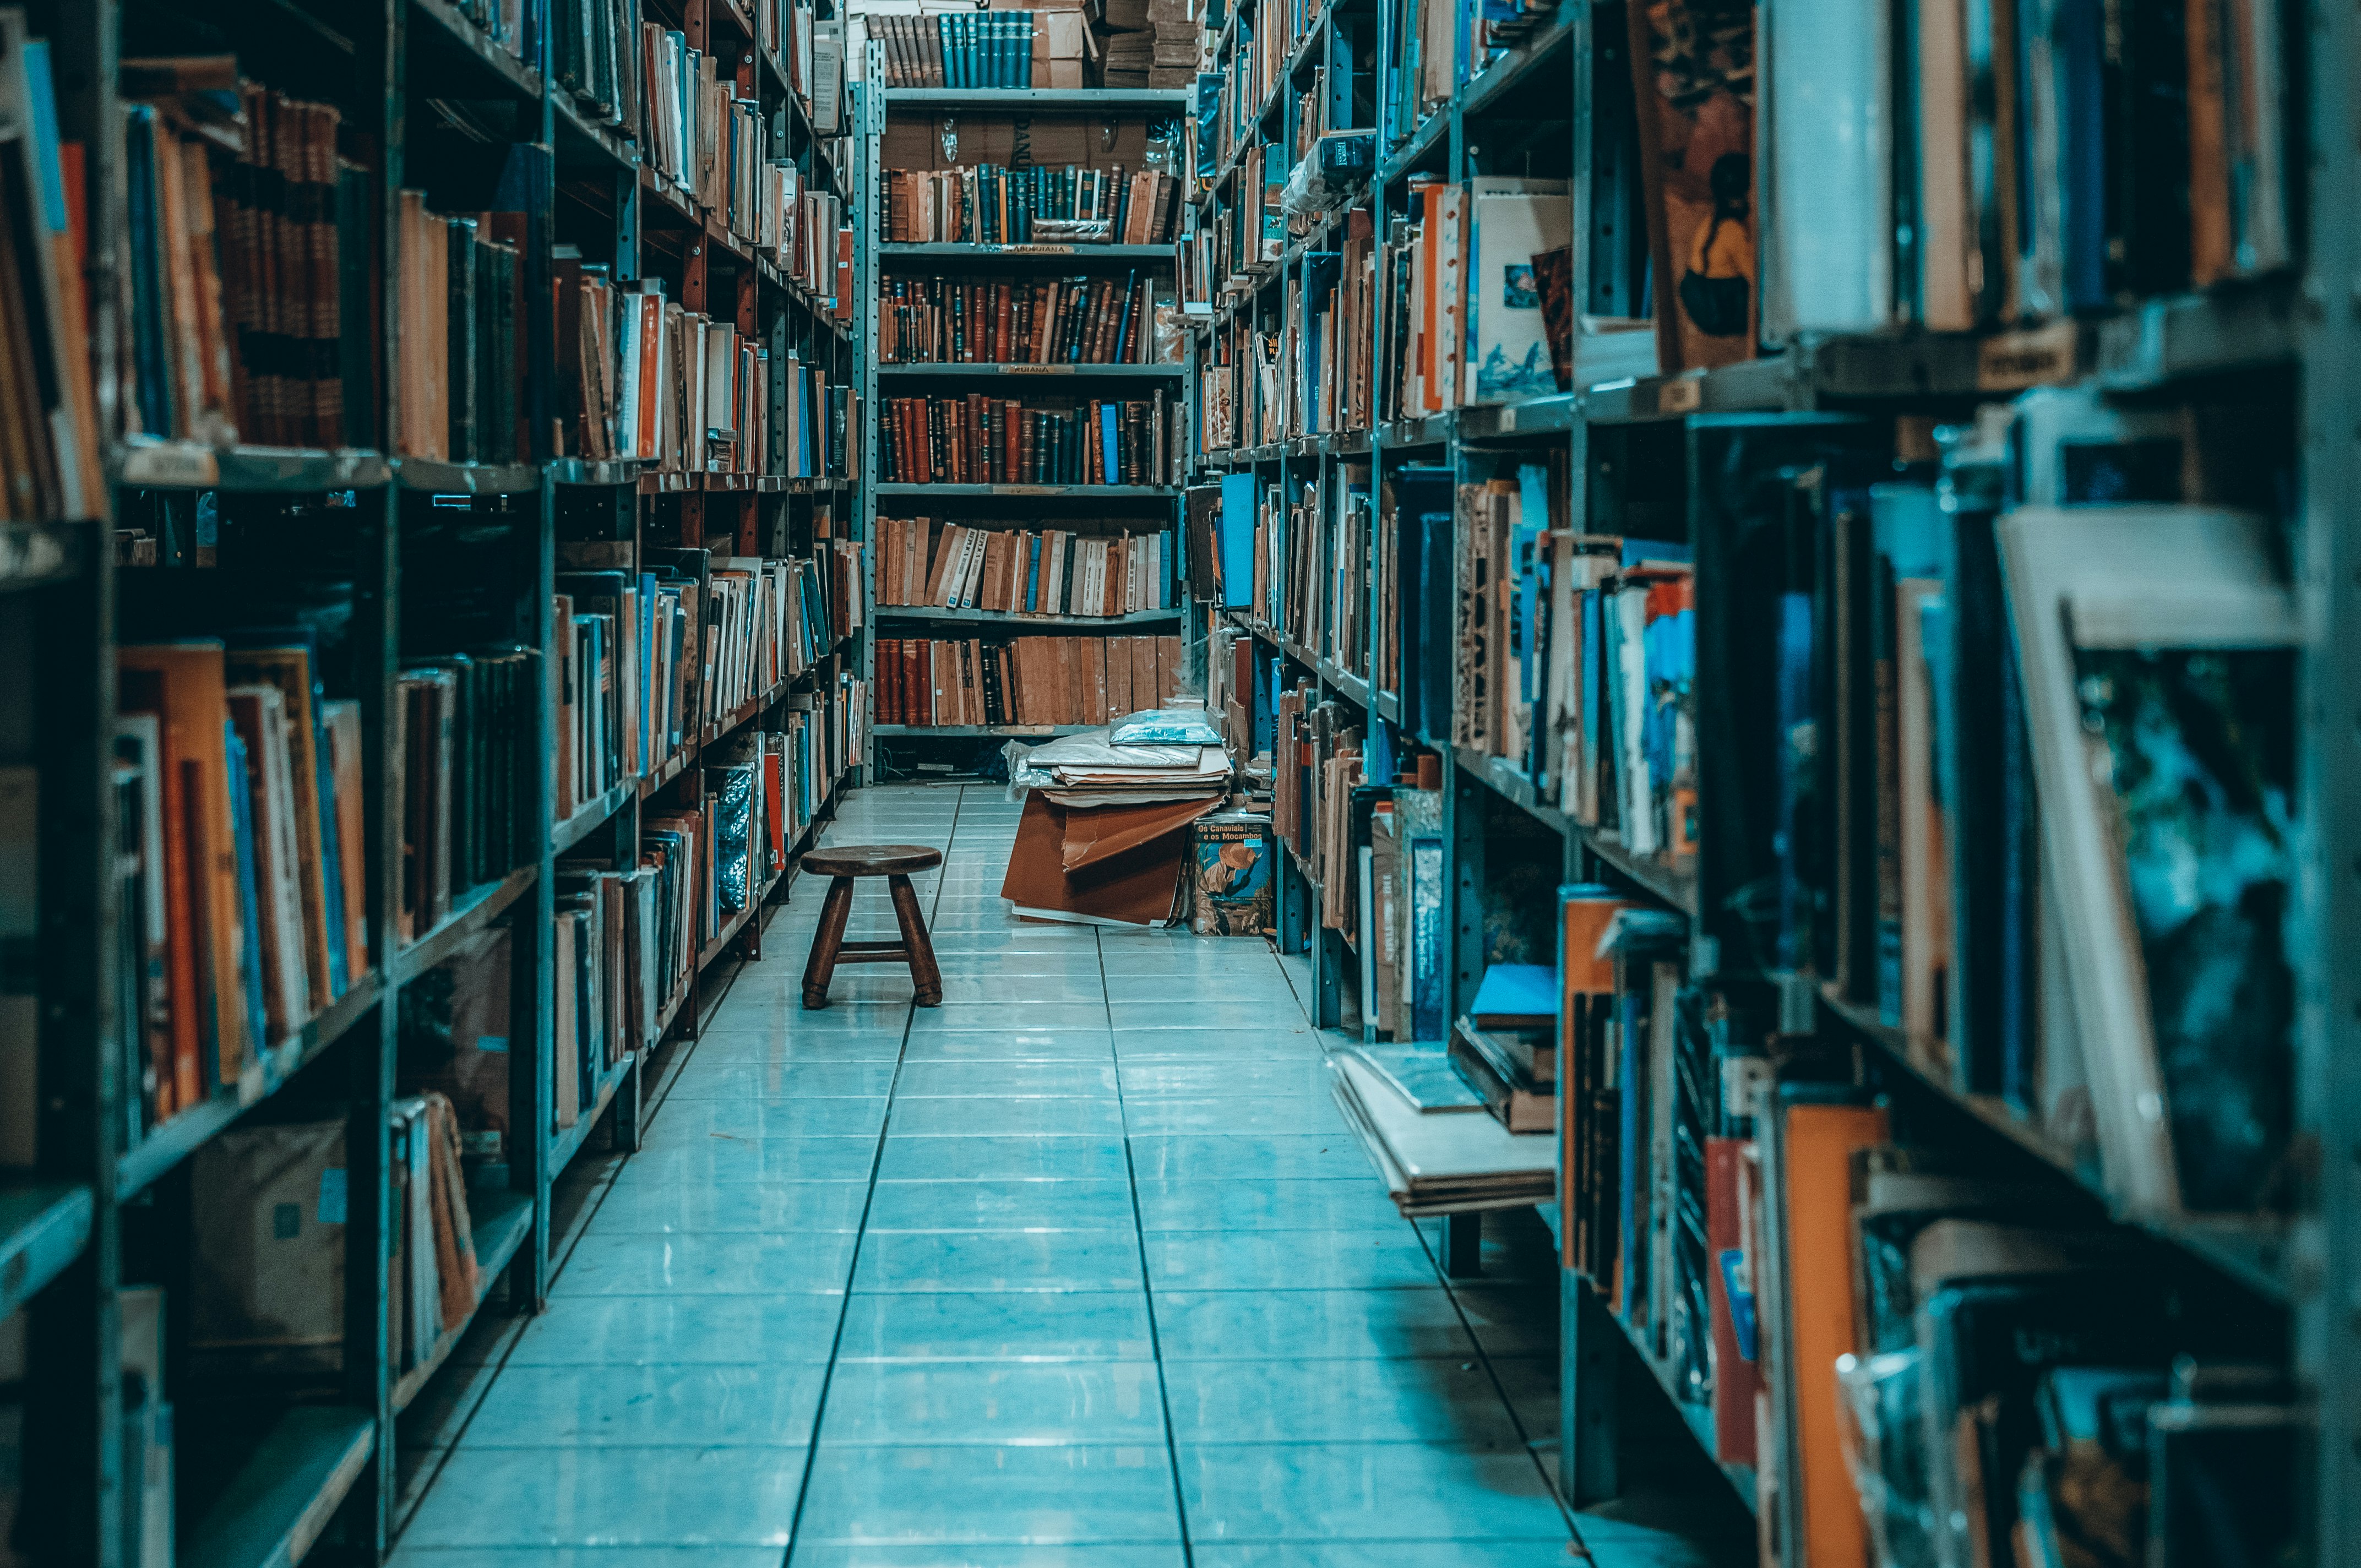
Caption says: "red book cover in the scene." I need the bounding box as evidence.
[1706,1136,1760,1466]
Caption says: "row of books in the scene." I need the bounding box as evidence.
[1272,679,1369,946]
[874,518,1174,616]
[1195,216,1379,447]
[875,634,1182,728]
[388,1091,478,1375]
[1380,0,1552,154]
[1194,471,1373,682]
[1190,0,1320,180]
[879,273,1165,364]
[394,193,528,464]
[1378,177,1573,417]
[552,543,864,822]
[1748,0,2287,365]
[552,259,854,476]
[882,164,1182,245]
[395,651,539,942]
[107,640,371,1142]
[0,18,99,521]
[121,66,366,458]
[879,394,1178,486]
[869,10,1057,89]
[1545,881,2294,1568]
[1179,140,1286,294]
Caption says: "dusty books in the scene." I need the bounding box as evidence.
[875,634,1182,727]
[1328,1050,1555,1216]
[873,519,1173,617]
[882,164,1179,244]
[880,273,1163,364]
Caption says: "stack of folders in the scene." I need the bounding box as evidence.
[387,1093,480,1373]
[875,520,1173,616]
[108,641,371,1145]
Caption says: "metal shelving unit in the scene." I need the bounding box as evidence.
[1183,0,2348,1563]
[856,63,1189,767]
[14,1,864,1562]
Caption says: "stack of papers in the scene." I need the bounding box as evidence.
[1015,728,1233,805]
[1329,1050,1556,1216]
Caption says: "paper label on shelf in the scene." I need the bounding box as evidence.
[1976,319,2078,391]
[1656,376,1703,414]
[478,1034,509,1053]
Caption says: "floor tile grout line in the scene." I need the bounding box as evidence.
[1407,1219,1583,1533]
[774,783,961,1565]
[1106,922,1200,1567]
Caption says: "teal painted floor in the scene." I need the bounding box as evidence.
[389,783,1575,1567]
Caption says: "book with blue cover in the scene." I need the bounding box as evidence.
[1469,962,1557,1026]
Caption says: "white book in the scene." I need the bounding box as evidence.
[1761,0,1892,339]
[1463,178,1570,405]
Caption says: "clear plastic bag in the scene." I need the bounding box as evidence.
[1109,706,1223,747]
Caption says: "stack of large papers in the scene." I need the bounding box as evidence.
[1329,1050,1556,1216]
[1016,729,1232,805]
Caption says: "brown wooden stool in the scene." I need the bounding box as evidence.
[799,845,945,1009]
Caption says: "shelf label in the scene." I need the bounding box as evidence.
[119,443,219,487]
[1000,364,1067,374]
[1977,319,2078,391]
[1655,377,1703,415]
[999,244,1076,255]
[996,485,1058,495]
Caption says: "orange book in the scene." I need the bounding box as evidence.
[1781,1096,1890,1568]
[119,642,251,1097]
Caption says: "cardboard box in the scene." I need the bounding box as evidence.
[190,1118,347,1359]
[1191,813,1274,935]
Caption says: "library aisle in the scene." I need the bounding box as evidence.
[389,783,1575,1566]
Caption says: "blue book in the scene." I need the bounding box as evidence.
[1099,404,1119,483]
[224,725,269,1060]
[939,15,959,88]
[637,573,656,772]
[1470,962,1558,1023]
[1408,836,1448,1040]
[1025,535,1042,611]
[1217,472,1256,607]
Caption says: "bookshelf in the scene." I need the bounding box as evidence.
[1183,0,2355,1563]
[852,68,1190,771]
[3,0,866,1561]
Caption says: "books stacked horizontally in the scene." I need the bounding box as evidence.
[119,59,366,457]
[879,394,1177,485]
[1328,1046,1555,1216]
[1092,0,1197,88]
[111,640,371,1141]
[883,164,1180,244]
[875,633,1182,727]
[1449,965,1559,1134]
[880,273,1165,364]
[1012,721,1230,804]
[875,519,1173,616]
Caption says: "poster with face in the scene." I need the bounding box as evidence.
[1626,0,1758,372]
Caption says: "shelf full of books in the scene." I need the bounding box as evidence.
[853,67,1189,765]
[3,0,869,1561]
[1177,0,2352,1564]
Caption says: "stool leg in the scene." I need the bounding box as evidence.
[886,873,943,1007]
[801,876,856,1009]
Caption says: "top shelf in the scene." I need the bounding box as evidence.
[883,88,1191,112]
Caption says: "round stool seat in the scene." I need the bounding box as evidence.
[801,843,943,878]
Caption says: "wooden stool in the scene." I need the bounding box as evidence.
[799,845,945,1009]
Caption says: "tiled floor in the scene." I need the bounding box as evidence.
[391,783,1575,1567]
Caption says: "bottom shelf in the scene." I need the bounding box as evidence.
[389,1186,536,1412]
[184,1404,375,1568]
